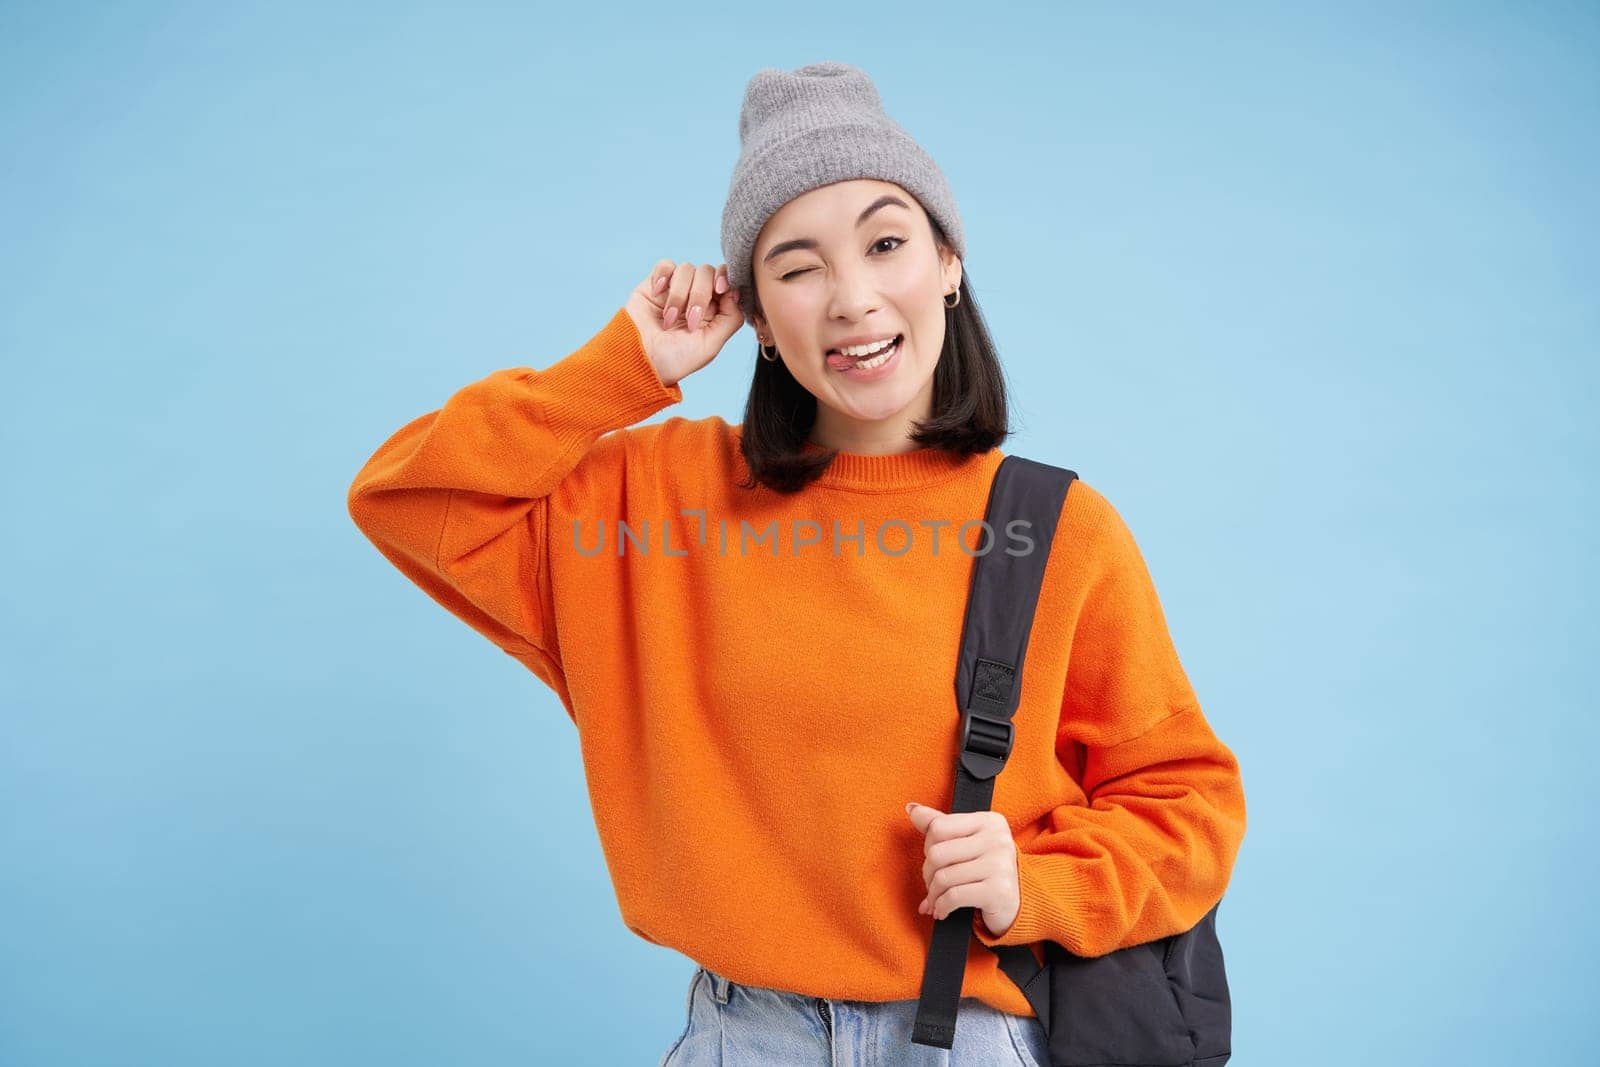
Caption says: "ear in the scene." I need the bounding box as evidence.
[940,247,963,297]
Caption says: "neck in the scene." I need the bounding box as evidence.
[808,396,934,456]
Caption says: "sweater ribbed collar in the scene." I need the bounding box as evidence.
[795,436,998,492]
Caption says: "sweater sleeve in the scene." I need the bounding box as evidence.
[346,306,681,690]
[973,483,1247,958]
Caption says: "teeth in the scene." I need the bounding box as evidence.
[849,337,898,370]
[836,336,897,358]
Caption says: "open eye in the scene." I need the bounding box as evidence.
[778,236,907,282]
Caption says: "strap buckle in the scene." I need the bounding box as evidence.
[958,710,1014,780]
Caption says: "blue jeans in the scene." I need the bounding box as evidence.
[659,965,1052,1066]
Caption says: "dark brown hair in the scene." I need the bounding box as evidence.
[734,218,1011,494]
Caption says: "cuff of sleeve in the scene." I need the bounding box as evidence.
[537,306,682,438]
[973,851,1094,952]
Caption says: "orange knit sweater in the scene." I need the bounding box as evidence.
[346,306,1247,1018]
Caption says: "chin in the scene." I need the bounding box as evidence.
[833,391,921,420]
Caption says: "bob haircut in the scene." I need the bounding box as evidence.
[734,216,1012,495]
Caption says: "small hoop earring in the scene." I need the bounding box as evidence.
[943,290,961,309]
[759,342,779,362]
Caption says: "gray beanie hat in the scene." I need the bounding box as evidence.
[720,61,965,302]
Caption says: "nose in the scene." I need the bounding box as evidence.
[826,260,883,323]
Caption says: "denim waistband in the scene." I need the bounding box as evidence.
[680,964,1052,1067]
[703,967,734,1004]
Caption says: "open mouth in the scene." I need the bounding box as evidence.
[826,334,902,371]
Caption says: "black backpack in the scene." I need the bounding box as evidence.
[909,455,1233,1067]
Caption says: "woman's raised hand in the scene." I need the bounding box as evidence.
[625,260,746,389]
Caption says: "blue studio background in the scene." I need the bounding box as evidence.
[2,3,1594,1065]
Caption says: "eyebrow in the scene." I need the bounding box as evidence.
[761,194,912,265]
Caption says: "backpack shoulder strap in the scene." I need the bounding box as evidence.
[911,454,1077,1050]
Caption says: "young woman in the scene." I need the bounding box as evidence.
[348,61,1247,1066]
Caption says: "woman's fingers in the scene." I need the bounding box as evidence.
[646,259,676,304]
[683,264,718,330]
[706,279,744,344]
[713,281,741,324]
[662,261,696,328]
[627,259,745,386]
[702,266,741,338]
[651,261,732,331]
